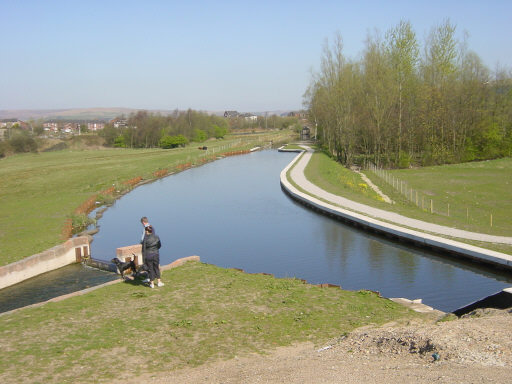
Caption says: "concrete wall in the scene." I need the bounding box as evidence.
[0,236,91,290]
[280,152,512,271]
[116,244,143,266]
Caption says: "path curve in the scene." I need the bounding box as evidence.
[289,146,512,245]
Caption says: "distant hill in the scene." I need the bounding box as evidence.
[0,108,298,121]
[0,108,173,121]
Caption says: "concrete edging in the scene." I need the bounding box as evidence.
[0,256,201,317]
[0,236,92,290]
[280,151,512,271]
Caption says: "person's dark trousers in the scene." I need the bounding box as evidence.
[145,253,160,281]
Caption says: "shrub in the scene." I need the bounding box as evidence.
[9,132,38,153]
[114,135,126,148]
[0,141,10,158]
[159,134,188,149]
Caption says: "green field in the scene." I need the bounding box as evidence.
[302,151,512,253]
[0,131,293,266]
[0,261,424,384]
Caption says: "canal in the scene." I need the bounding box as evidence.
[90,149,512,312]
[2,149,511,313]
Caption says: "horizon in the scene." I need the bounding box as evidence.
[0,106,299,121]
[2,1,511,112]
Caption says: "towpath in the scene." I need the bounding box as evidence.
[289,146,512,245]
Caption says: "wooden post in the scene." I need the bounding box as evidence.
[430,199,433,214]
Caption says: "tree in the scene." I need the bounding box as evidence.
[193,129,207,142]
[420,19,458,163]
[304,21,512,168]
[98,124,118,146]
[362,31,395,165]
[386,20,419,164]
[213,124,227,139]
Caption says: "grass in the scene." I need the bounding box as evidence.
[0,261,423,384]
[301,151,512,254]
[280,144,305,150]
[366,159,512,236]
[0,131,294,266]
[303,151,388,204]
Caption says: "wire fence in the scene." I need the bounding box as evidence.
[366,163,496,228]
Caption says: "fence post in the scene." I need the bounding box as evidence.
[430,199,433,214]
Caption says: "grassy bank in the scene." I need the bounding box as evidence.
[302,151,512,254]
[0,261,424,384]
[0,131,294,266]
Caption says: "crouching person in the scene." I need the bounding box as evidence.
[142,225,164,288]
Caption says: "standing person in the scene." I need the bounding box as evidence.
[140,216,150,242]
[142,225,164,288]
[140,216,151,283]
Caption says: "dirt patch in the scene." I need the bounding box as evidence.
[112,308,512,384]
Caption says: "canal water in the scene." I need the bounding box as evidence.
[2,149,511,314]
[89,150,512,312]
[0,263,117,313]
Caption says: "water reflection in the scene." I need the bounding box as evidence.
[85,150,512,312]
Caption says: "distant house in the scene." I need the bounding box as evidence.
[223,111,239,118]
[87,122,105,131]
[1,118,28,129]
[240,113,258,121]
[109,118,128,128]
[44,122,60,132]
[63,122,80,134]
[0,119,31,136]
[0,118,17,128]
[287,111,306,118]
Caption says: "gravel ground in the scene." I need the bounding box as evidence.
[117,308,512,384]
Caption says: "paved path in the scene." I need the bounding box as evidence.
[289,146,512,245]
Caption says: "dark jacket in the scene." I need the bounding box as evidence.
[142,233,161,257]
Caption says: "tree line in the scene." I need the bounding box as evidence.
[304,20,512,167]
[0,110,300,157]
[100,109,230,148]
[100,109,300,149]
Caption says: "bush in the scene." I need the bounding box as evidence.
[0,141,10,158]
[398,152,411,168]
[71,213,95,234]
[213,125,228,139]
[193,129,207,142]
[159,134,188,149]
[9,132,38,153]
[113,135,126,148]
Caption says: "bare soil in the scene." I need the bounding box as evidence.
[115,308,512,384]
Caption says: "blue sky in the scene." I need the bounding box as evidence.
[1,0,511,112]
